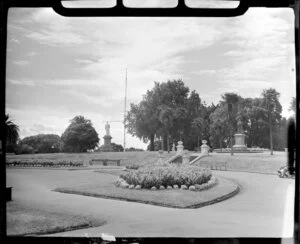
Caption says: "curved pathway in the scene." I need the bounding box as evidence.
[6,169,294,237]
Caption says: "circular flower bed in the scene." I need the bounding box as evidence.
[114,164,218,191]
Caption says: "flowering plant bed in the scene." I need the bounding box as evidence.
[114,175,218,191]
[118,164,212,189]
[6,160,85,168]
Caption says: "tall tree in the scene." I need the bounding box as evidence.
[125,101,159,151]
[209,106,230,149]
[262,88,282,155]
[126,80,191,151]
[221,93,241,155]
[61,115,99,152]
[5,114,19,144]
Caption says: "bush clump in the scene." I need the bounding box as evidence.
[120,164,212,189]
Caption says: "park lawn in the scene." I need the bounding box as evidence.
[7,201,96,236]
[6,151,174,167]
[93,169,126,176]
[196,151,286,174]
[6,151,286,174]
[54,173,239,209]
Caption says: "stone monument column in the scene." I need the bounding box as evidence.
[233,119,247,151]
[102,122,114,152]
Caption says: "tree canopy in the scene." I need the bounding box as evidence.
[126,80,208,151]
[19,134,63,153]
[61,115,99,152]
[126,79,288,152]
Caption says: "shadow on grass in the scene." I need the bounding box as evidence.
[7,202,107,236]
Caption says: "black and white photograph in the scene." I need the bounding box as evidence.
[3,0,298,240]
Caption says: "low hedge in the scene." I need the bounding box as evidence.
[125,164,139,170]
[120,164,212,189]
[6,160,85,168]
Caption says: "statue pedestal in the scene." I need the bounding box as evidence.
[176,141,184,155]
[233,133,247,151]
[102,135,114,152]
[201,140,210,155]
[182,150,190,164]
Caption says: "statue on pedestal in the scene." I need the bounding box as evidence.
[233,118,247,151]
[237,119,243,134]
[102,122,113,152]
[105,122,110,136]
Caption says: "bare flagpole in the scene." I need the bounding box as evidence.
[123,68,128,152]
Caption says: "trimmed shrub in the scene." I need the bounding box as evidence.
[120,182,129,188]
[195,176,218,191]
[181,185,188,190]
[167,186,173,190]
[189,185,196,191]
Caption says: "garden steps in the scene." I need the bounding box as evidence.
[189,153,208,165]
[164,152,208,165]
[164,154,182,164]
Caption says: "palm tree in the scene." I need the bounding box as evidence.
[5,114,20,144]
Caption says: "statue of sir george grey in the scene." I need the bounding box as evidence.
[105,122,110,136]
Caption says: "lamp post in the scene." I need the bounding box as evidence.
[247,119,252,148]
[167,134,171,153]
[228,103,234,156]
[267,97,273,156]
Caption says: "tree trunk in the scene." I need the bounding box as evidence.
[167,134,170,153]
[230,132,234,156]
[269,111,273,155]
[150,134,155,151]
[161,135,165,151]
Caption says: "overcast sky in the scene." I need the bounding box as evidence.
[5,5,296,150]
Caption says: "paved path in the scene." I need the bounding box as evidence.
[6,169,294,237]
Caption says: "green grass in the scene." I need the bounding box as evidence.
[6,151,175,167]
[195,151,286,174]
[6,202,102,236]
[94,169,126,176]
[6,151,286,174]
[54,174,239,209]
